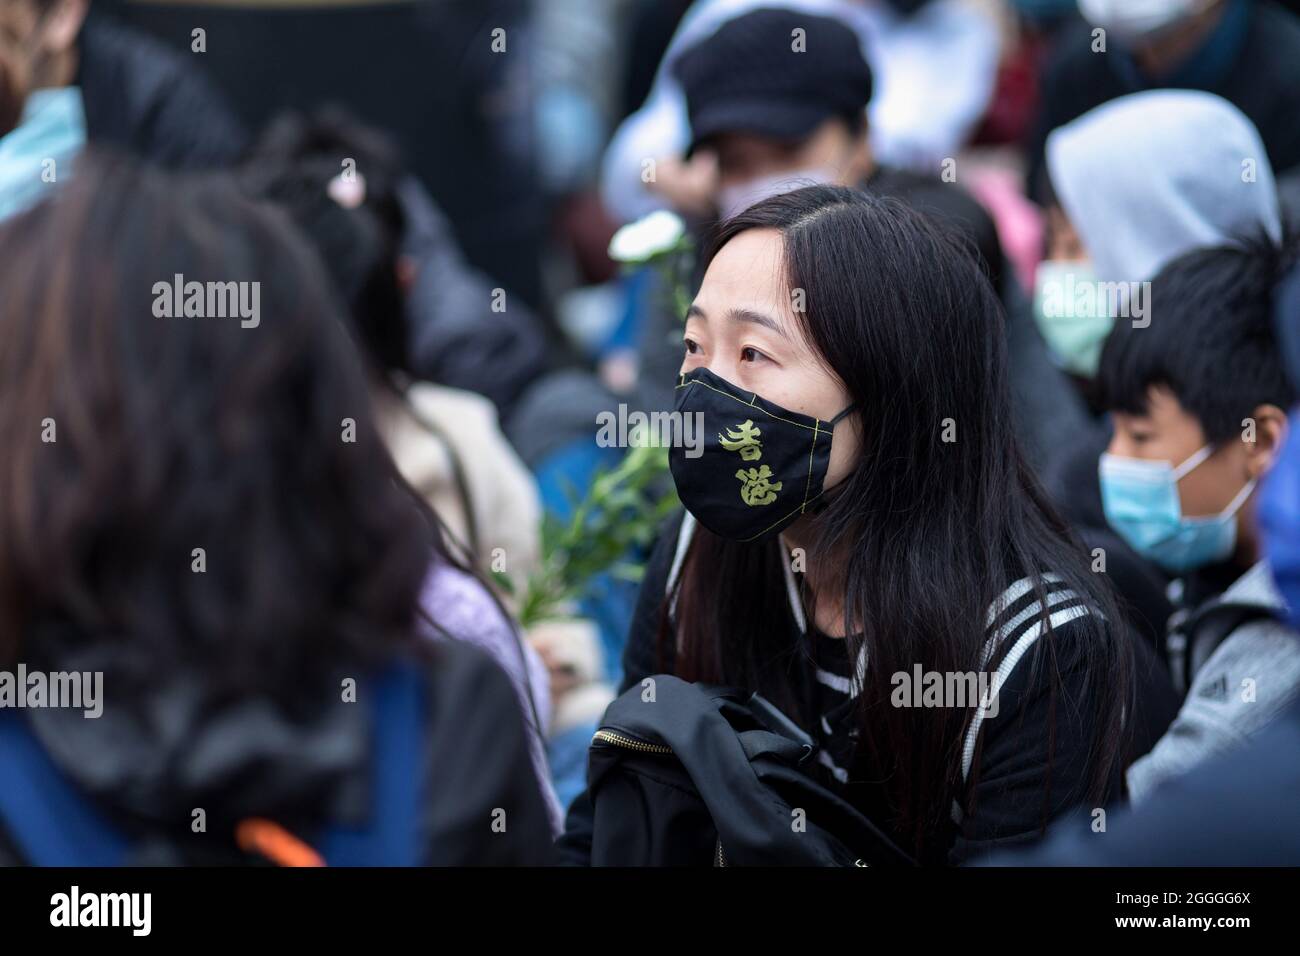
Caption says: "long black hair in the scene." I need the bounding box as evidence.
[665,185,1132,856]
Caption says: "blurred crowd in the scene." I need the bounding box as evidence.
[1,0,1298,866]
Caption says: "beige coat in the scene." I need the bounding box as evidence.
[376,382,612,733]
[374,382,541,594]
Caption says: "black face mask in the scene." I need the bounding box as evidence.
[668,367,855,544]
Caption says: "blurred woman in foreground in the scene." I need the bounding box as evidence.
[0,152,553,865]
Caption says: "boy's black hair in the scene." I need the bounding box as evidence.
[1097,230,1298,443]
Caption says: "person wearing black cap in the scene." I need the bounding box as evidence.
[666,7,1004,297]
[672,7,872,218]
[599,0,1000,225]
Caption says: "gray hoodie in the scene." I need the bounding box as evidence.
[1127,561,1300,802]
[1046,90,1282,286]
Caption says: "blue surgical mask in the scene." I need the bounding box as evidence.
[1099,445,1255,575]
[0,86,85,223]
[1258,420,1300,627]
[1032,259,1115,378]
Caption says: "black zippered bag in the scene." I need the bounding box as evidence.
[585,674,915,866]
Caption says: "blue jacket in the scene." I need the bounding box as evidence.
[976,695,1300,866]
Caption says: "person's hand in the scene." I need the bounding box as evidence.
[598,348,639,394]
[533,640,582,703]
[527,617,603,713]
[646,150,719,218]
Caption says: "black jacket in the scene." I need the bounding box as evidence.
[0,640,554,866]
[77,11,248,169]
[559,511,1128,865]
[978,695,1300,865]
[397,176,555,430]
[1027,1,1300,200]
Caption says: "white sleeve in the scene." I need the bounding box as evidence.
[867,0,1001,170]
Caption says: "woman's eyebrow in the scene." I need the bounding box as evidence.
[727,307,787,338]
[685,304,788,339]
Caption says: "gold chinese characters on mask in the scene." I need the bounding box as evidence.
[720,420,782,506]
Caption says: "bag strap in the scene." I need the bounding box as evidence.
[316,662,426,866]
[1169,602,1281,697]
[665,510,696,614]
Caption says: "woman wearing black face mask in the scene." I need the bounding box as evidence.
[559,185,1136,865]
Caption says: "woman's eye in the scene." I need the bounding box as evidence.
[683,338,699,355]
[740,346,765,364]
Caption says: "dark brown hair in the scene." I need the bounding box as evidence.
[0,151,439,710]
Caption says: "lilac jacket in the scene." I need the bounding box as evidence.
[419,561,563,834]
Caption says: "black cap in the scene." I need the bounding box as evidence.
[673,7,873,154]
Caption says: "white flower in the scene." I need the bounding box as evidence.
[608,210,686,264]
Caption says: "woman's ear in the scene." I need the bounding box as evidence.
[1244,403,1289,480]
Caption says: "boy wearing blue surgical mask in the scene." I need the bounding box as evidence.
[1096,232,1300,800]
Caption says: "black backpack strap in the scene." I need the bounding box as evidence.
[1169,603,1282,696]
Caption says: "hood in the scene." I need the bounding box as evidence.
[1046,90,1281,285]
[23,634,369,833]
[1218,560,1289,613]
